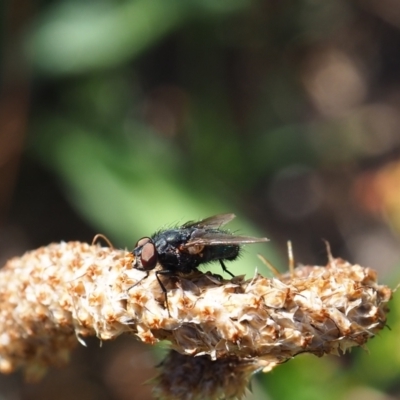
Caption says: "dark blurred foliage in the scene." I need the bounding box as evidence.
[1,0,400,399]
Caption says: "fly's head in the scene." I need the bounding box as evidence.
[132,237,158,271]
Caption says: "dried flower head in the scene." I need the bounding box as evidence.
[152,350,259,400]
[0,241,392,398]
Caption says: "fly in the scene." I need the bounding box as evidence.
[130,213,269,312]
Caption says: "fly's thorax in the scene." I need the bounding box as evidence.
[152,229,191,251]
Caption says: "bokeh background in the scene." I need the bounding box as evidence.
[1,0,400,399]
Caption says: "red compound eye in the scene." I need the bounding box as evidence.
[140,241,158,270]
[135,237,152,248]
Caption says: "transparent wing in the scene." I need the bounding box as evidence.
[182,213,236,229]
[182,231,269,247]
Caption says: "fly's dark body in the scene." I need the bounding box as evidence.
[130,213,269,313]
[148,227,240,274]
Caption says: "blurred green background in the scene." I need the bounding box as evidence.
[1,0,400,399]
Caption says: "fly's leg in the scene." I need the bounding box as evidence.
[128,269,172,316]
[155,270,173,317]
[219,260,235,278]
[127,271,149,291]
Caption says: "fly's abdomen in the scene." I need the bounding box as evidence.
[201,245,240,263]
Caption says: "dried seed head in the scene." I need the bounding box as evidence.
[0,241,392,397]
[152,351,260,400]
